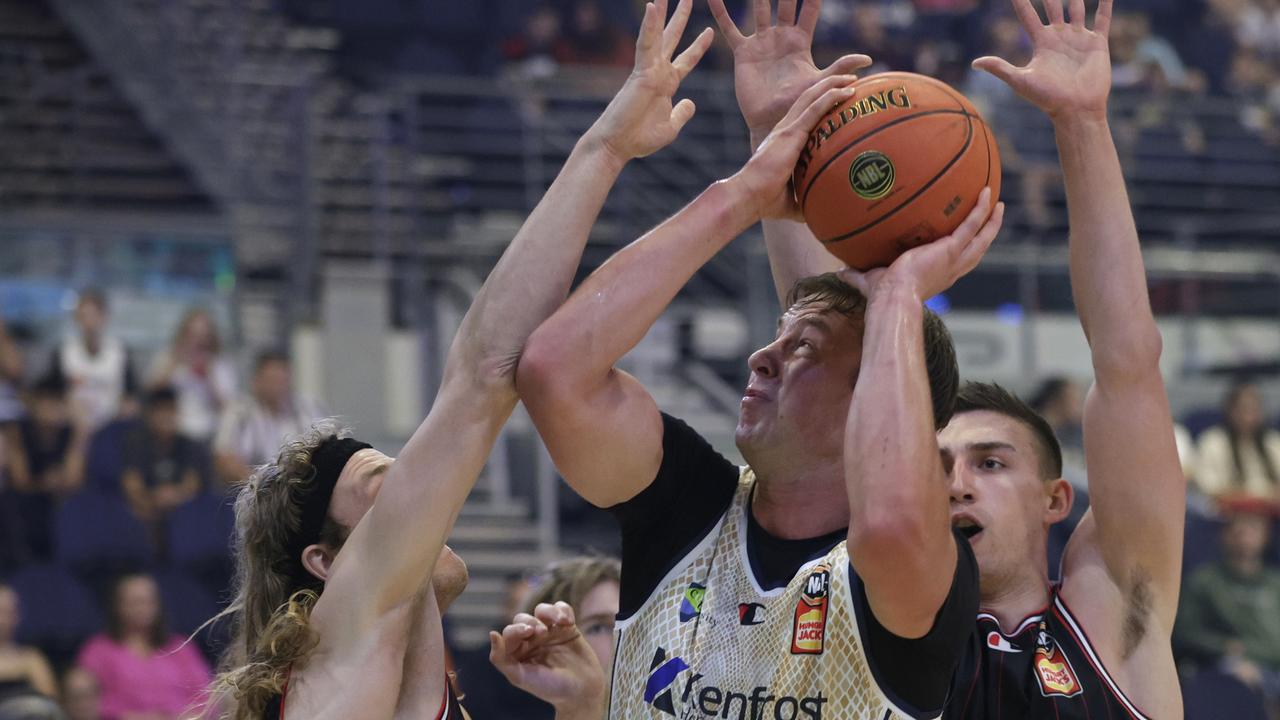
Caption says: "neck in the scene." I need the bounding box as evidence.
[980,560,1053,630]
[82,335,101,355]
[1227,555,1262,578]
[749,450,848,540]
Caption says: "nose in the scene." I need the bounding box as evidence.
[747,341,779,380]
[948,465,975,505]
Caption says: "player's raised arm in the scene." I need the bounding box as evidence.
[840,192,1003,636]
[709,0,871,305]
[974,0,1184,625]
[320,0,716,633]
[518,75,860,508]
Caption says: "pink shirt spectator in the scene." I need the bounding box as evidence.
[76,634,211,720]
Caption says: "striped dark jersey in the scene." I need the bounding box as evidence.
[946,587,1152,720]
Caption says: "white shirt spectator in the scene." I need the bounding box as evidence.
[147,351,237,440]
[56,335,130,430]
[214,396,324,471]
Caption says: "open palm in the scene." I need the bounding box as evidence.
[973,0,1114,119]
[710,0,870,136]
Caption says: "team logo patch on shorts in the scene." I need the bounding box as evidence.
[679,582,706,623]
[790,564,830,655]
[1034,630,1083,698]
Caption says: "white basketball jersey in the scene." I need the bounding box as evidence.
[608,468,933,720]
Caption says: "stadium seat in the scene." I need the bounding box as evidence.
[83,418,141,494]
[167,492,235,595]
[1180,409,1222,441]
[1182,512,1226,579]
[54,490,153,590]
[1182,669,1267,720]
[156,568,228,662]
[7,563,102,669]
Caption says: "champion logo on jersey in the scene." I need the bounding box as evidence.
[986,631,1021,653]
[678,582,706,623]
[644,646,690,715]
[1033,629,1083,698]
[790,564,831,655]
[738,602,765,626]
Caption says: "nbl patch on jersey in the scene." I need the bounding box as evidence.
[1033,629,1083,698]
[790,564,831,655]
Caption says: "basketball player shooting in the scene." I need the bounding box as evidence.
[204,2,714,718]
[938,0,1185,716]
[518,2,1005,715]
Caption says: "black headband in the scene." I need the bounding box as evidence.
[288,436,371,585]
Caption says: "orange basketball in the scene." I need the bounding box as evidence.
[792,72,1001,270]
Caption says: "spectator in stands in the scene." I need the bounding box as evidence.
[145,309,236,442]
[1182,0,1246,94]
[212,351,323,485]
[501,4,570,78]
[120,387,208,547]
[1031,376,1087,488]
[815,4,913,74]
[0,318,24,425]
[1111,11,1200,92]
[76,574,210,720]
[562,0,633,67]
[48,290,136,432]
[1175,507,1280,704]
[59,669,100,720]
[2,376,87,561]
[0,585,56,702]
[1230,47,1280,145]
[1195,380,1280,506]
[522,557,620,675]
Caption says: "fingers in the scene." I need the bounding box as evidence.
[962,202,1005,269]
[1009,0,1046,39]
[835,267,876,296]
[778,0,798,26]
[1042,0,1064,26]
[1068,0,1086,27]
[754,0,772,33]
[636,2,661,64]
[673,27,715,79]
[532,601,577,629]
[708,0,746,48]
[669,98,698,132]
[662,0,694,59]
[971,56,1020,86]
[949,187,995,246]
[1092,0,1113,36]
[820,54,874,79]
[797,0,824,36]
[780,74,858,128]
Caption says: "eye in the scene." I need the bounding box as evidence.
[980,457,1005,471]
[584,621,614,636]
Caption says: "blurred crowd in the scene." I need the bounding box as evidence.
[494,0,1280,144]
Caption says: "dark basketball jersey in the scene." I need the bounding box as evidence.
[946,588,1151,720]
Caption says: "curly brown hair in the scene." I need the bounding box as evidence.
[204,420,352,720]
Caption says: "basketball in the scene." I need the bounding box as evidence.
[792,72,1001,270]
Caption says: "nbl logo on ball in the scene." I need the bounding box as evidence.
[848,151,896,201]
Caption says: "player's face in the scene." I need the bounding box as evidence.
[939,411,1069,594]
[578,579,620,672]
[736,306,862,459]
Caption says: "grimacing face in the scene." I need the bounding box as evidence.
[316,448,469,607]
[735,305,863,465]
[938,411,1071,597]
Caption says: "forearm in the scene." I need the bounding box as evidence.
[525,179,759,390]
[448,137,626,390]
[749,130,844,306]
[847,286,949,529]
[1056,116,1161,375]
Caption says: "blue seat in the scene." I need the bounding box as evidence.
[54,490,153,588]
[83,419,140,494]
[7,563,101,668]
[1183,512,1225,579]
[168,492,235,596]
[155,568,228,663]
[1181,409,1222,441]
[1182,669,1267,720]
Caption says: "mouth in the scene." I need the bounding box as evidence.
[953,517,984,541]
[742,388,769,401]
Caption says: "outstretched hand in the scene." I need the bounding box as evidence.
[973,0,1113,120]
[839,188,1005,302]
[586,0,715,163]
[489,602,605,711]
[710,0,871,139]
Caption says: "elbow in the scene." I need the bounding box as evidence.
[847,508,930,573]
[1092,325,1163,381]
[515,327,572,406]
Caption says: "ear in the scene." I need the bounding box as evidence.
[301,543,336,584]
[1044,478,1073,526]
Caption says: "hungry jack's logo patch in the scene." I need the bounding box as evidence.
[791,564,831,655]
[1033,629,1083,698]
